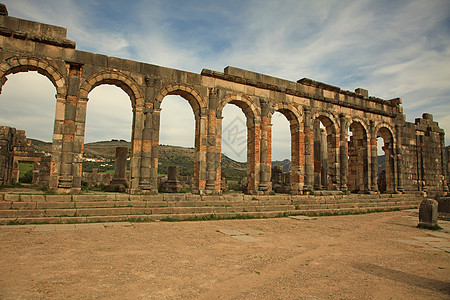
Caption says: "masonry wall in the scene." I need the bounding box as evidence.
[0,5,446,196]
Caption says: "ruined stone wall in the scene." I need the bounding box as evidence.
[400,114,447,196]
[0,4,446,195]
[0,125,50,186]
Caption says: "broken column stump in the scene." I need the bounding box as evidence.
[107,147,128,192]
[165,166,182,193]
[418,198,439,228]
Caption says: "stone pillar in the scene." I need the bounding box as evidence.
[370,121,378,192]
[151,107,161,192]
[114,147,128,181]
[320,128,327,189]
[56,63,83,193]
[205,88,220,193]
[129,106,144,193]
[138,106,154,192]
[395,124,404,192]
[166,165,182,192]
[49,93,66,188]
[303,108,313,192]
[197,109,208,193]
[258,98,271,193]
[290,122,303,194]
[108,147,128,192]
[246,117,260,194]
[313,121,322,190]
[339,114,348,191]
[440,132,449,192]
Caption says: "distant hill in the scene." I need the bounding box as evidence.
[272,159,291,172]
[29,140,387,181]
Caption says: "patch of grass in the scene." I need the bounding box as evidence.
[303,207,402,217]
[6,219,26,225]
[126,217,155,223]
[39,186,56,195]
[417,223,442,230]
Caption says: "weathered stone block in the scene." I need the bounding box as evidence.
[418,199,438,227]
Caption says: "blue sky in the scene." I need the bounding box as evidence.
[0,0,449,162]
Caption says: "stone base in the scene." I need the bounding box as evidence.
[107,179,128,192]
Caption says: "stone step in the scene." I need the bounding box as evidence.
[0,200,420,223]
[0,203,420,225]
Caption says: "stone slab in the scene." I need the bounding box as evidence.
[75,223,105,229]
[218,229,245,236]
[289,215,317,221]
[232,235,261,242]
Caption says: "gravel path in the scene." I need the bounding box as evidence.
[0,210,449,299]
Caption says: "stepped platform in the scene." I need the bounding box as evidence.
[0,192,424,225]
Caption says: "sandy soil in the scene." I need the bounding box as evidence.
[0,210,449,299]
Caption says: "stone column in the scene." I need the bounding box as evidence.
[206,88,220,193]
[138,106,153,192]
[290,122,303,194]
[370,121,378,192]
[246,117,260,194]
[258,98,271,193]
[166,165,182,192]
[114,147,128,181]
[320,128,327,189]
[395,125,404,192]
[49,93,66,188]
[107,147,129,192]
[339,114,348,191]
[303,107,313,192]
[56,63,83,193]
[440,132,449,192]
[197,109,208,193]
[313,120,322,190]
[151,107,161,192]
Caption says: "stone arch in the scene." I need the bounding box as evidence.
[155,83,206,116]
[347,118,370,192]
[374,123,396,193]
[153,83,207,192]
[313,111,339,135]
[217,93,261,123]
[273,102,301,125]
[374,122,396,144]
[271,102,303,193]
[77,70,145,192]
[347,117,370,141]
[217,93,262,194]
[0,55,65,94]
[79,70,144,108]
[312,111,340,190]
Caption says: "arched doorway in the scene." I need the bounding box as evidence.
[376,127,395,193]
[313,115,339,191]
[0,64,59,187]
[347,120,369,193]
[83,85,133,191]
[154,85,205,193]
[218,95,260,194]
[158,95,195,192]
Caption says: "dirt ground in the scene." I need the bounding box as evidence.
[0,210,449,299]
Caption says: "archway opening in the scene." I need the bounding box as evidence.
[271,110,293,193]
[313,116,338,190]
[158,95,195,193]
[377,127,394,193]
[0,71,56,186]
[221,103,248,193]
[347,121,369,193]
[84,85,132,191]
